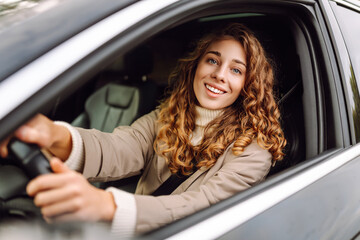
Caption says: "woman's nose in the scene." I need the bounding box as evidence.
[212,66,226,82]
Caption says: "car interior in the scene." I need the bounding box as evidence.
[0,9,319,233]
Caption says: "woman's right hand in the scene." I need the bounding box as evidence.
[0,114,72,161]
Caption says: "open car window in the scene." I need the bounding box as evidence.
[51,11,316,177]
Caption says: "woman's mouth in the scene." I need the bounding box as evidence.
[205,83,225,94]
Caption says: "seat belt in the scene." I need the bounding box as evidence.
[151,173,192,196]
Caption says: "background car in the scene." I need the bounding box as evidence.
[0,0,360,239]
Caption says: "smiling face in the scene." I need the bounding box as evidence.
[193,37,247,110]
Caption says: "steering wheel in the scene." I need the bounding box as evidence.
[0,139,52,220]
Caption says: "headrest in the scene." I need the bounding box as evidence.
[106,84,137,108]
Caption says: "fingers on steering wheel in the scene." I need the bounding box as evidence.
[0,136,11,158]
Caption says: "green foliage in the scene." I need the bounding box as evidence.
[0,0,40,17]
[350,65,360,142]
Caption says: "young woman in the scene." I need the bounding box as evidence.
[0,23,286,237]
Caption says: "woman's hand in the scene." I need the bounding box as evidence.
[0,114,72,161]
[27,158,116,223]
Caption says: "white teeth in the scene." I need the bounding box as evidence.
[205,84,224,94]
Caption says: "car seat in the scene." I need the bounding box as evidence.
[267,80,305,176]
[72,46,159,132]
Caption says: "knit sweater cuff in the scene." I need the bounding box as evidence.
[106,187,137,238]
[53,121,84,172]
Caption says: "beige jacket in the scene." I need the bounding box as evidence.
[76,109,272,233]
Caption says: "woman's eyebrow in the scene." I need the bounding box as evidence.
[233,59,247,68]
[207,50,221,57]
[206,51,246,67]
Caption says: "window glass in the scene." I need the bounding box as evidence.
[332,4,360,82]
[332,3,360,141]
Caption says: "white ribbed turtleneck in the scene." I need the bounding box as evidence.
[191,106,223,146]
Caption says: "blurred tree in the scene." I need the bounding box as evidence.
[0,0,40,17]
[350,65,360,142]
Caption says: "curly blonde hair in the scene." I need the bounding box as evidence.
[154,23,286,175]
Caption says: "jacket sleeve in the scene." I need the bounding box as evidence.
[133,142,272,234]
[76,110,159,181]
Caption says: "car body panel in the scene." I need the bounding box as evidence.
[0,0,136,81]
[220,149,360,240]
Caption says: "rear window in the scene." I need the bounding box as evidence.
[331,2,360,82]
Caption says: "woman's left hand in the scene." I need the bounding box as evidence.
[27,158,116,223]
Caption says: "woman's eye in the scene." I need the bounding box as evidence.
[208,58,217,65]
[232,68,242,74]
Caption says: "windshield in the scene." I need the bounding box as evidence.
[0,0,65,31]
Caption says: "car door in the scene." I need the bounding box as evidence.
[1,0,360,239]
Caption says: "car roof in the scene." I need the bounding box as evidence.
[0,0,136,81]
